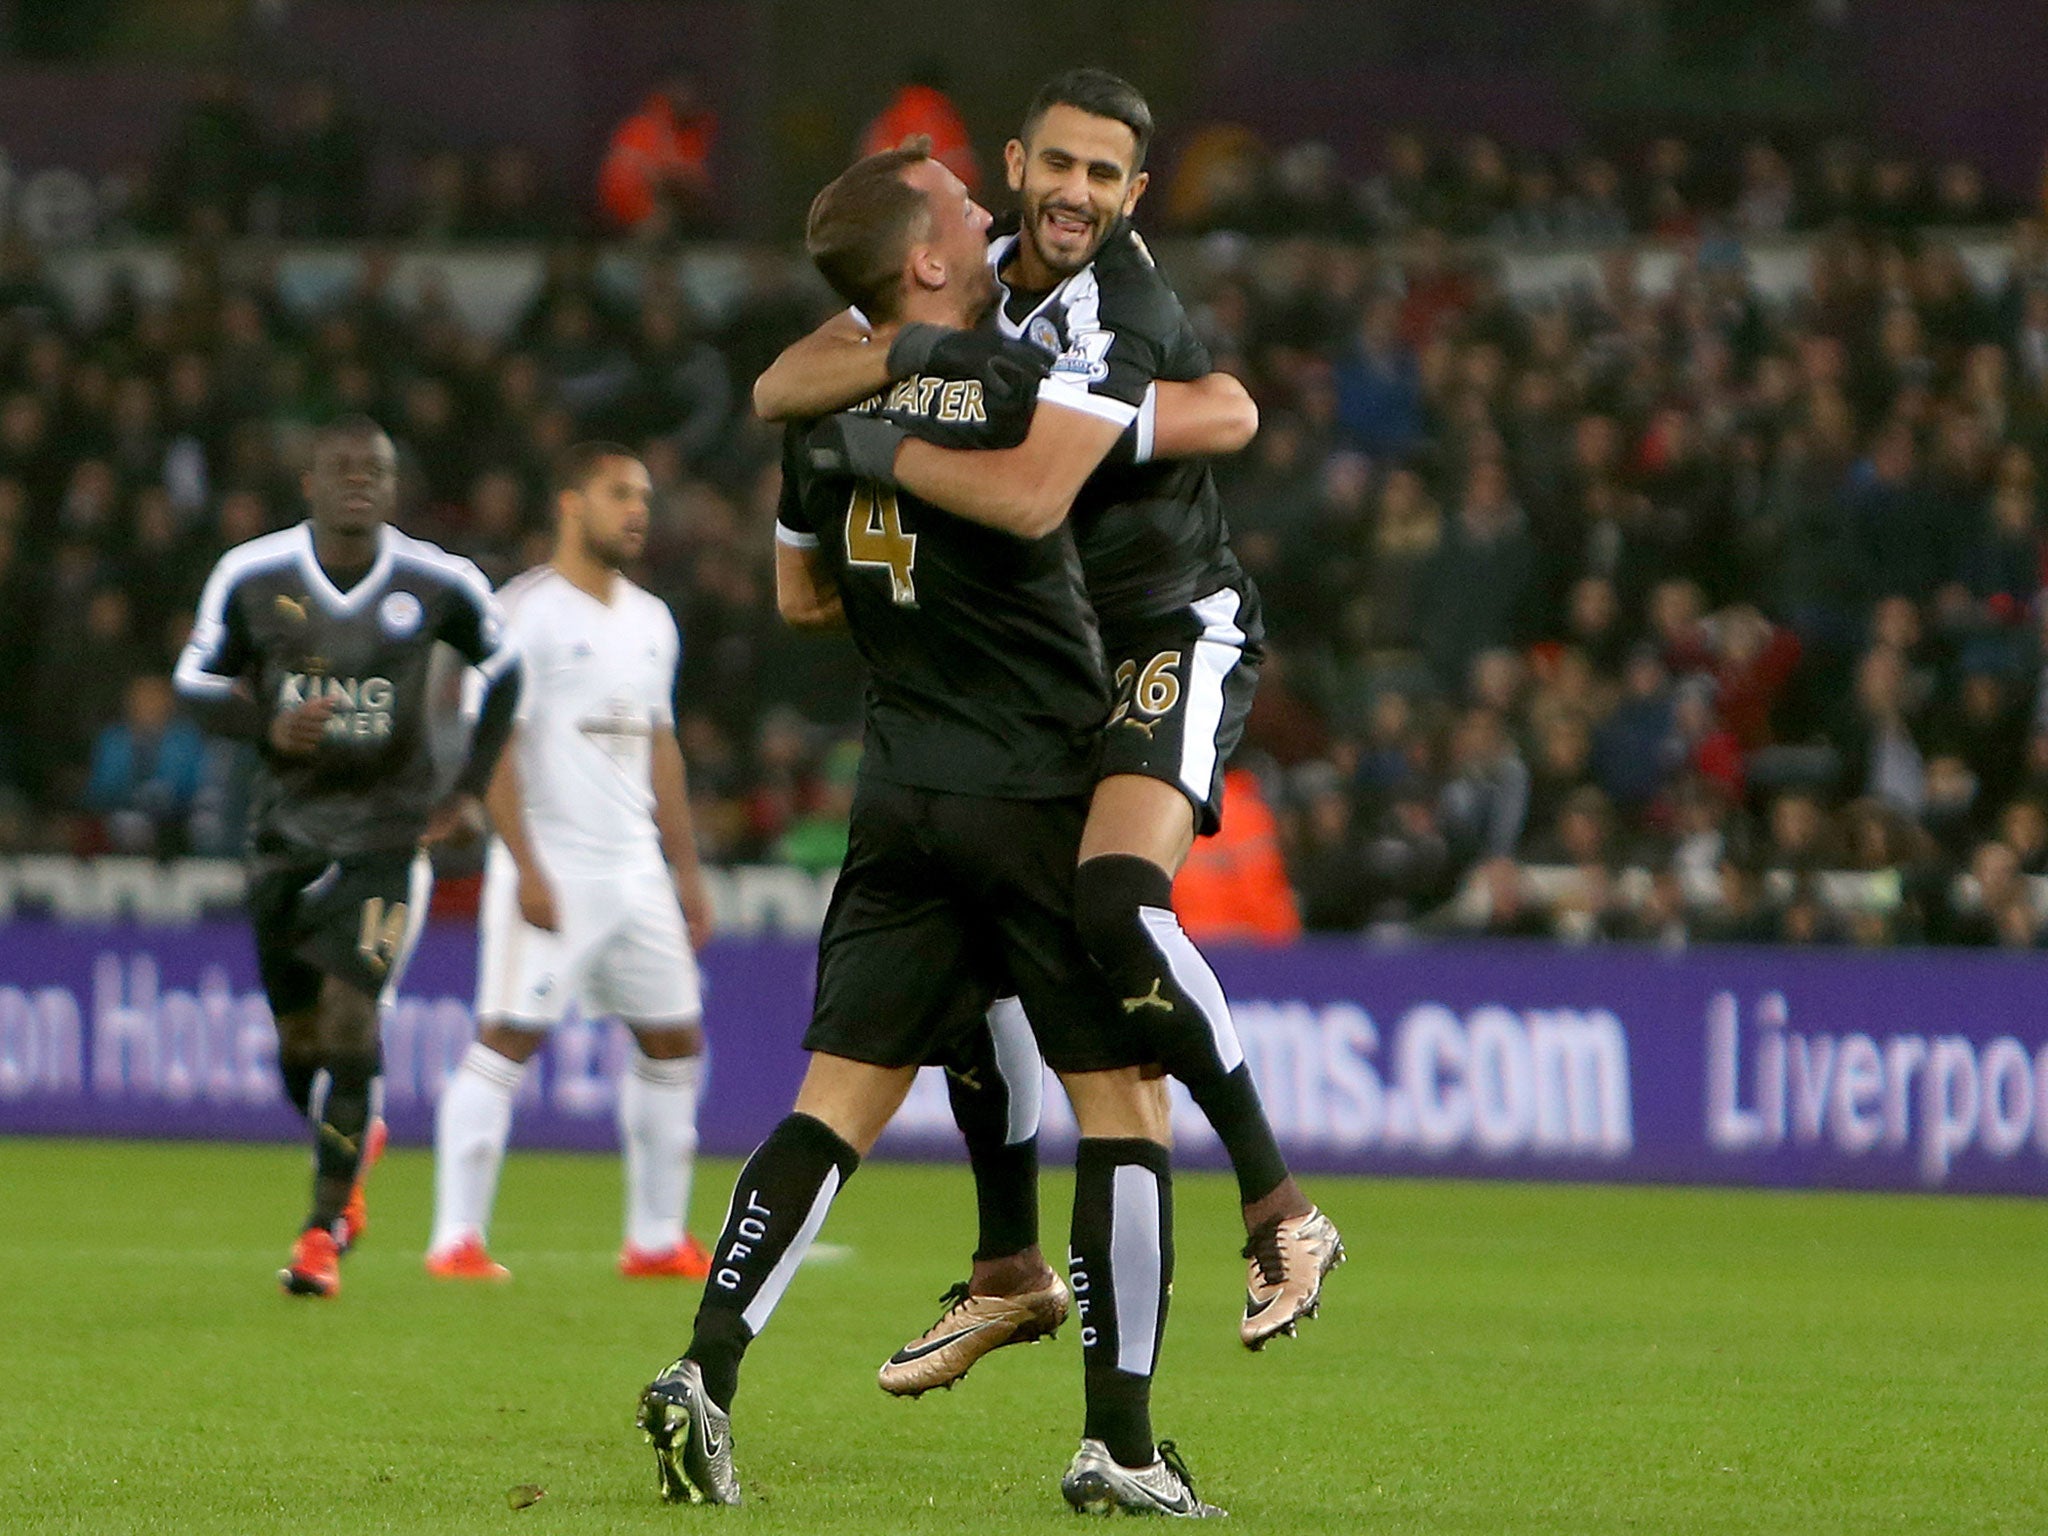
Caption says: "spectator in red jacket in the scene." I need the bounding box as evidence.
[1175,768,1302,944]
[1711,604,1802,748]
[598,69,717,234]
[860,63,980,194]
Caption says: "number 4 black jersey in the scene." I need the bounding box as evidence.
[777,370,1109,800]
[989,220,1256,641]
[174,522,517,859]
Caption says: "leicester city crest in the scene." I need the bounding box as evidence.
[1025,315,1062,356]
[378,589,424,638]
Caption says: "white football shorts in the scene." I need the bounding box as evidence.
[476,843,702,1027]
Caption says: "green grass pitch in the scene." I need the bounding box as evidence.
[2,1137,2044,1534]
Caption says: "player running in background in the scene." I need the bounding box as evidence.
[173,415,521,1298]
[758,68,1343,1375]
[636,143,1221,1518]
[427,442,715,1283]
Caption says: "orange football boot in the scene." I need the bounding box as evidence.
[618,1234,713,1279]
[424,1235,512,1282]
[280,1226,342,1298]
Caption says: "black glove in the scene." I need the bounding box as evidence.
[806,413,908,483]
[977,354,1045,448]
[888,324,1054,389]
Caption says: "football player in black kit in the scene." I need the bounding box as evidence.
[634,143,1223,1517]
[174,416,521,1298]
[756,67,1343,1383]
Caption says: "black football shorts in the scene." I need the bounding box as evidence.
[804,778,1148,1074]
[245,846,431,1017]
[1097,585,1263,836]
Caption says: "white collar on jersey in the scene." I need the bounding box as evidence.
[986,231,1090,343]
[295,522,395,616]
[849,233,1089,343]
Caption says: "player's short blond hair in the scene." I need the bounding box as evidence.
[804,138,935,324]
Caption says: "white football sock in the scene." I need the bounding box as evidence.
[429,1041,526,1254]
[618,1050,703,1253]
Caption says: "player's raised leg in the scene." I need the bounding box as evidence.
[1077,771,1342,1348]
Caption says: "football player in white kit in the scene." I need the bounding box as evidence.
[427,442,716,1282]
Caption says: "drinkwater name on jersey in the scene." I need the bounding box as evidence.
[850,375,991,423]
[280,672,396,740]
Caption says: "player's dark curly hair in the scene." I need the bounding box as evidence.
[804,139,934,323]
[1020,67,1153,171]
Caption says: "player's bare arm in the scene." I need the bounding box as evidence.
[892,399,1123,538]
[811,376,1253,543]
[757,309,1059,427]
[1150,373,1258,459]
[760,302,1256,463]
[427,659,522,847]
[753,310,895,422]
[651,730,714,950]
[482,737,558,932]
[774,539,846,628]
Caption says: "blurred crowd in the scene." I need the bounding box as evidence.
[1196,216,2048,948]
[14,111,2048,945]
[1166,129,2011,245]
[119,69,2023,250]
[0,232,844,864]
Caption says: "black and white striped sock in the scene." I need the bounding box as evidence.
[947,996,1044,1261]
[1069,1136,1174,1468]
[686,1113,859,1409]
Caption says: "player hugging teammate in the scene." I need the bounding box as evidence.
[635,68,1343,1519]
[757,66,1343,1374]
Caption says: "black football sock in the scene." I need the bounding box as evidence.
[1070,1137,1173,1469]
[687,1113,860,1410]
[279,1049,320,1119]
[1188,1066,1294,1210]
[306,1050,379,1232]
[946,1003,1041,1265]
[953,1089,1040,1264]
[1075,853,1293,1207]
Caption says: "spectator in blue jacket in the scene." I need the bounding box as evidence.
[1592,645,1677,811]
[85,675,207,854]
[1333,294,1423,459]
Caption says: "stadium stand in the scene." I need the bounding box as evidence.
[6,110,2048,947]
